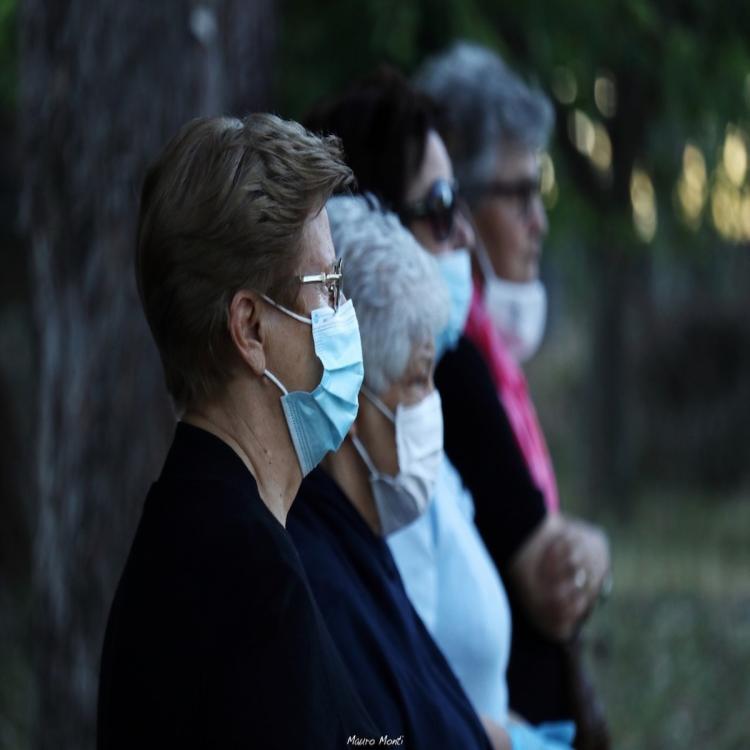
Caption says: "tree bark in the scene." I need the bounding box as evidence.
[20,2,275,747]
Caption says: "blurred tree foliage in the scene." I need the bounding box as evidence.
[279,0,750,506]
[0,0,16,110]
[281,0,750,255]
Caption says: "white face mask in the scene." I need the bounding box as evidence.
[484,276,547,363]
[352,388,444,536]
[476,241,547,362]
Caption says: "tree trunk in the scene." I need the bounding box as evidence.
[20,2,275,747]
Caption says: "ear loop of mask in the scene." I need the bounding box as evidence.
[264,368,288,396]
[350,434,381,478]
[261,294,313,396]
[353,385,397,479]
[360,385,395,423]
[261,293,313,325]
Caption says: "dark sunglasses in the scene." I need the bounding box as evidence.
[464,178,542,217]
[400,179,460,242]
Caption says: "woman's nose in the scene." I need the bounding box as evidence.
[452,209,475,250]
[528,195,548,238]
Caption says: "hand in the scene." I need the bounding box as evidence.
[563,518,610,604]
[510,514,610,641]
[535,521,590,638]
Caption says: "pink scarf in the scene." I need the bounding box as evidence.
[464,281,559,512]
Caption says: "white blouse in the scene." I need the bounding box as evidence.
[388,455,512,725]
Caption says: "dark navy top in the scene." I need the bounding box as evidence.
[288,467,493,750]
[98,423,377,749]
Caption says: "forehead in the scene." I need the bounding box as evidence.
[297,207,336,273]
[406,130,454,203]
[493,146,540,181]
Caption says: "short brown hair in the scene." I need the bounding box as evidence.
[136,114,353,410]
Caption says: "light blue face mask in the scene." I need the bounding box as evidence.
[434,249,473,362]
[262,296,364,477]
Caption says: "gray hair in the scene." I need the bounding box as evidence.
[414,41,554,192]
[326,195,449,395]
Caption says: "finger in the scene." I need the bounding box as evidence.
[541,535,576,573]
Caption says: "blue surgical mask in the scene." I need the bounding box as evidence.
[434,249,472,362]
[262,297,364,477]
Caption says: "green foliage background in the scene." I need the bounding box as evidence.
[0,0,16,110]
[279,0,750,250]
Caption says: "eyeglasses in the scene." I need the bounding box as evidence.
[465,178,542,218]
[299,257,343,311]
[400,179,460,242]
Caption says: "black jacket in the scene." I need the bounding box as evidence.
[288,467,493,750]
[97,422,377,749]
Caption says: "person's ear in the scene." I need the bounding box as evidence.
[228,290,266,377]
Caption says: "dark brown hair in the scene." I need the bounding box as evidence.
[136,113,353,410]
[305,66,438,212]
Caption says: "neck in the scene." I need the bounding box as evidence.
[323,438,382,536]
[183,378,302,526]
